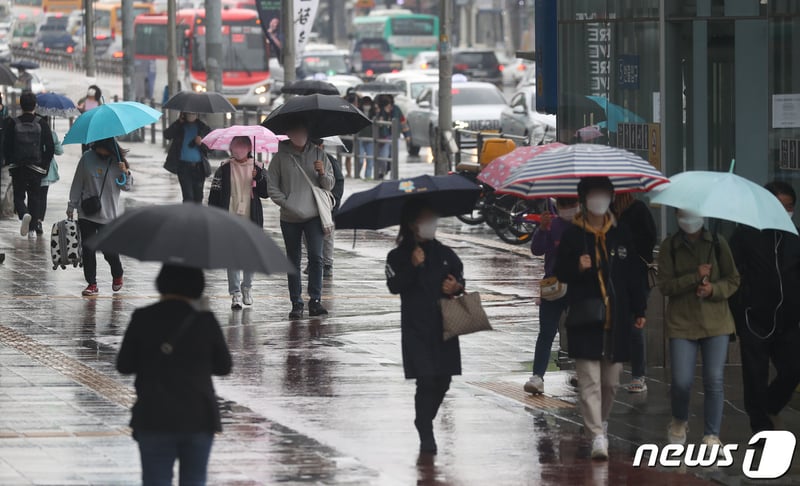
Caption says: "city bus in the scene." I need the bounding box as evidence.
[13,0,79,13]
[352,9,438,59]
[134,9,271,107]
[94,1,155,39]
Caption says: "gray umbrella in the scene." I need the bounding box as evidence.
[85,204,295,274]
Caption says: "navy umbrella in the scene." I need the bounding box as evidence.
[334,174,481,230]
[36,93,80,118]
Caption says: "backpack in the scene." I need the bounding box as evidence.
[13,115,43,167]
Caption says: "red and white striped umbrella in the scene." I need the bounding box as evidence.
[477,143,565,189]
[201,125,286,153]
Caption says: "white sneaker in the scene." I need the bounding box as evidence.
[524,375,544,394]
[20,213,31,237]
[591,435,609,460]
[241,287,253,306]
[668,419,688,445]
[231,293,243,310]
[701,435,725,457]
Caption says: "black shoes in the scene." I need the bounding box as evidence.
[323,265,333,279]
[420,437,438,455]
[308,299,328,316]
[289,302,304,320]
[415,419,437,455]
[35,222,43,236]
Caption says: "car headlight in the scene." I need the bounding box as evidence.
[254,84,268,95]
[192,83,206,93]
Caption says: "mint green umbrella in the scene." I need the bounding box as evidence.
[651,162,797,235]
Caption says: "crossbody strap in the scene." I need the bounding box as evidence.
[97,159,113,198]
[160,310,197,355]
[290,155,317,190]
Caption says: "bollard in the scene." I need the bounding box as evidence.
[391,116,399,180]
[150,99,157,144]
[353,133,361,178]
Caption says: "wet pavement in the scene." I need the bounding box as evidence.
[0,122,798,485]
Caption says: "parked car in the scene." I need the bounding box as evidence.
[500,86,556,146]
[453,49,503,86]
[406,81,507,152]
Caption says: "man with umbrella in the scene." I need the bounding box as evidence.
[164,112,212,203]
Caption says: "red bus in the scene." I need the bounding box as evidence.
[134,8,271,107]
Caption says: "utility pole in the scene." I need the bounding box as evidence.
[282,0,295,87]
[167,0,178,100]
[83,0,96,77]
[204,0,223,93]
[435,0,453,175]
[121,0,134,100]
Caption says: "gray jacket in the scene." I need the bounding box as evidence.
[68,149,133,225]
[267,140,334,223]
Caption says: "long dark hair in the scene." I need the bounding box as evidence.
[397,199,430,248]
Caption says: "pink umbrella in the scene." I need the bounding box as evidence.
[201,125,287,153]
[576,125,604,142]
[477,143,565,189]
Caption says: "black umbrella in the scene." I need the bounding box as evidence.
[10,60,39,70]
[281,79,339,96]
[163,91,237,113]
[262,94,371,138]
[0,64,17,86]
[335,174,481,230]
[354,82,403,96]
[86,204,295,274]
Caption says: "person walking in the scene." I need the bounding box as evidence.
[77,85,102,113]
[356,96,374,179]
[657,209,740,448]
[67,137,133,296]
[524,197,579,395]
[554,177,647,460]
[304,138,344,278]
[164,112,212,203]
[208,136,268,310]
[729,181,800,433]
[613,193,657,394]
[37,129,63,234]
[117,264,232,486]
[3,91,54,237]
[267,123,334,319]
[386,200,465,455]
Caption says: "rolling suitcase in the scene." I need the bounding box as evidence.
[51,219,82,270]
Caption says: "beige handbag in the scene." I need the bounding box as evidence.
[539,276,568,301]
[441,292,492,341]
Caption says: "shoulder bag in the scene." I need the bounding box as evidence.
[80,159,112,216]
[291,153,336,235]
[441,292,492,341]
[540,276,567,301]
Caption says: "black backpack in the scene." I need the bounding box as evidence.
[13,115,43,167]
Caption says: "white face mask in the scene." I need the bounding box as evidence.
[416,219,438,241]
[678,215,704,234]
[557,207,578,221]
[288,132,308,148]
[585,195,612,216]
[184,113,198,122]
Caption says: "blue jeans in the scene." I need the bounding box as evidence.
[226,269,253,295]
[359,141,374,179]
[136,431,214,486]
[375,139,391,179]
[533,298,568,377]
[669,335,730,436]
[281,217,324,304]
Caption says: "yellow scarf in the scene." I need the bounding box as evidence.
[573,213,615,329]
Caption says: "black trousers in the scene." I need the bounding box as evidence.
[11,168,42,226]
[414,376,451,437]
[177,162,206,203]
[737,318,800,432]
[38,185,50,222]
[78,219,123,285]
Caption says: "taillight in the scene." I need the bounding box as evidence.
[391,68,399,73]
[44,47,50,52]
[365,69,374,77]
[497,64,504,72]
[66,46,74,53]
[455,63,468,71]
[22,41,29,48]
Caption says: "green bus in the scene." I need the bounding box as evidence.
[352,10,438,59]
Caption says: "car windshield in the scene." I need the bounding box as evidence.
[454,52,498,68]
[14,23,36,37]
[192,28,268,72]
[302,54,348,75]
[451,86,505,105]
[410,81,436,98]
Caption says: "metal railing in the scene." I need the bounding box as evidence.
[337,116,401,181]
[11,46,123,76]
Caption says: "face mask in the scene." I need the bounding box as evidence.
[363,104,372,111]
[231,147,249,160]
[557,207,578,221]
[416,219,438,241]
[585,196,611,216]
[289,133,308,148]
[678,215,704,234]
[184,113,198,122]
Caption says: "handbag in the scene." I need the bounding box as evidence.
[564,298,607,329]
[440,292,492,341]
[641,256,658,289]
[80,160,112,216]
[539,276,567,301]
[292,155,336,235]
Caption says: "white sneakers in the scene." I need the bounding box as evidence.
[702,435,726,457]
[591,435,609,460]
[524,375,544,394]
[668,419,689,445]
[231,293,243,310]
[20,213,31,237]
[242,287,253,306]
[232,288,254,310]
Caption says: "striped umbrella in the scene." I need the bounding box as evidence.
[477,143,565,189]
[498,144,668,199]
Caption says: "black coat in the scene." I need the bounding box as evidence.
[117,300,232,433]
[555,220,647,362]
[164,119,211,166]
[729,226,800,334]
[386,240,463,379]
[618,199,657,264]
[207,160,269,227]
[328,153,345,211]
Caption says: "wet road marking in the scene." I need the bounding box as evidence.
[0,429,130,439]
[469,381,575,409]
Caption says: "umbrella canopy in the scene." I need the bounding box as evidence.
[576,124,605,142]
[10,60,39,70]
[0,64,17,86]
[85,204,296,274]
[477,143,565,189]
[63,102,162,145]
[163,91,236,113]
[354,82,403,96]
[322,135,346,151]
[281,79,339,96]
[201,125,286,153]
[500,144,669,199]
[650,170,798,235]
[335,174,481,230]
[585,96,644,132]
[36,92,80,118]
[262,94,371,138]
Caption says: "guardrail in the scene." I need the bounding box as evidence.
[11,46,123,76]
[337,117,401,181]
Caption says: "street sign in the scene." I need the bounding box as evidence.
[617,122,661,170]
[617,55,640,90]
[780,139,800,170]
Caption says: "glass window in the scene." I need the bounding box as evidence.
[769,10,800,182]
[301,54,348,75]
[451,86,505,105]
[135,23,169,56]
[193,29,268,72]
[390,17,434,36]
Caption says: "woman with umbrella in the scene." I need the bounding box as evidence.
[554,177,647,460]
[164,112,212,203]
[386,199,465,455]
[208,136,269,310]
[67,137,133,296]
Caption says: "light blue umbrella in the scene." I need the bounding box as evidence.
[63,101,162,145]
[650,163,797,235]
[585,95,644,132]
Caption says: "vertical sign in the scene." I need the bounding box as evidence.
[579,13,611,97]
[648,123,661,171]
[293,0,320,58]
[780,139,800,170]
